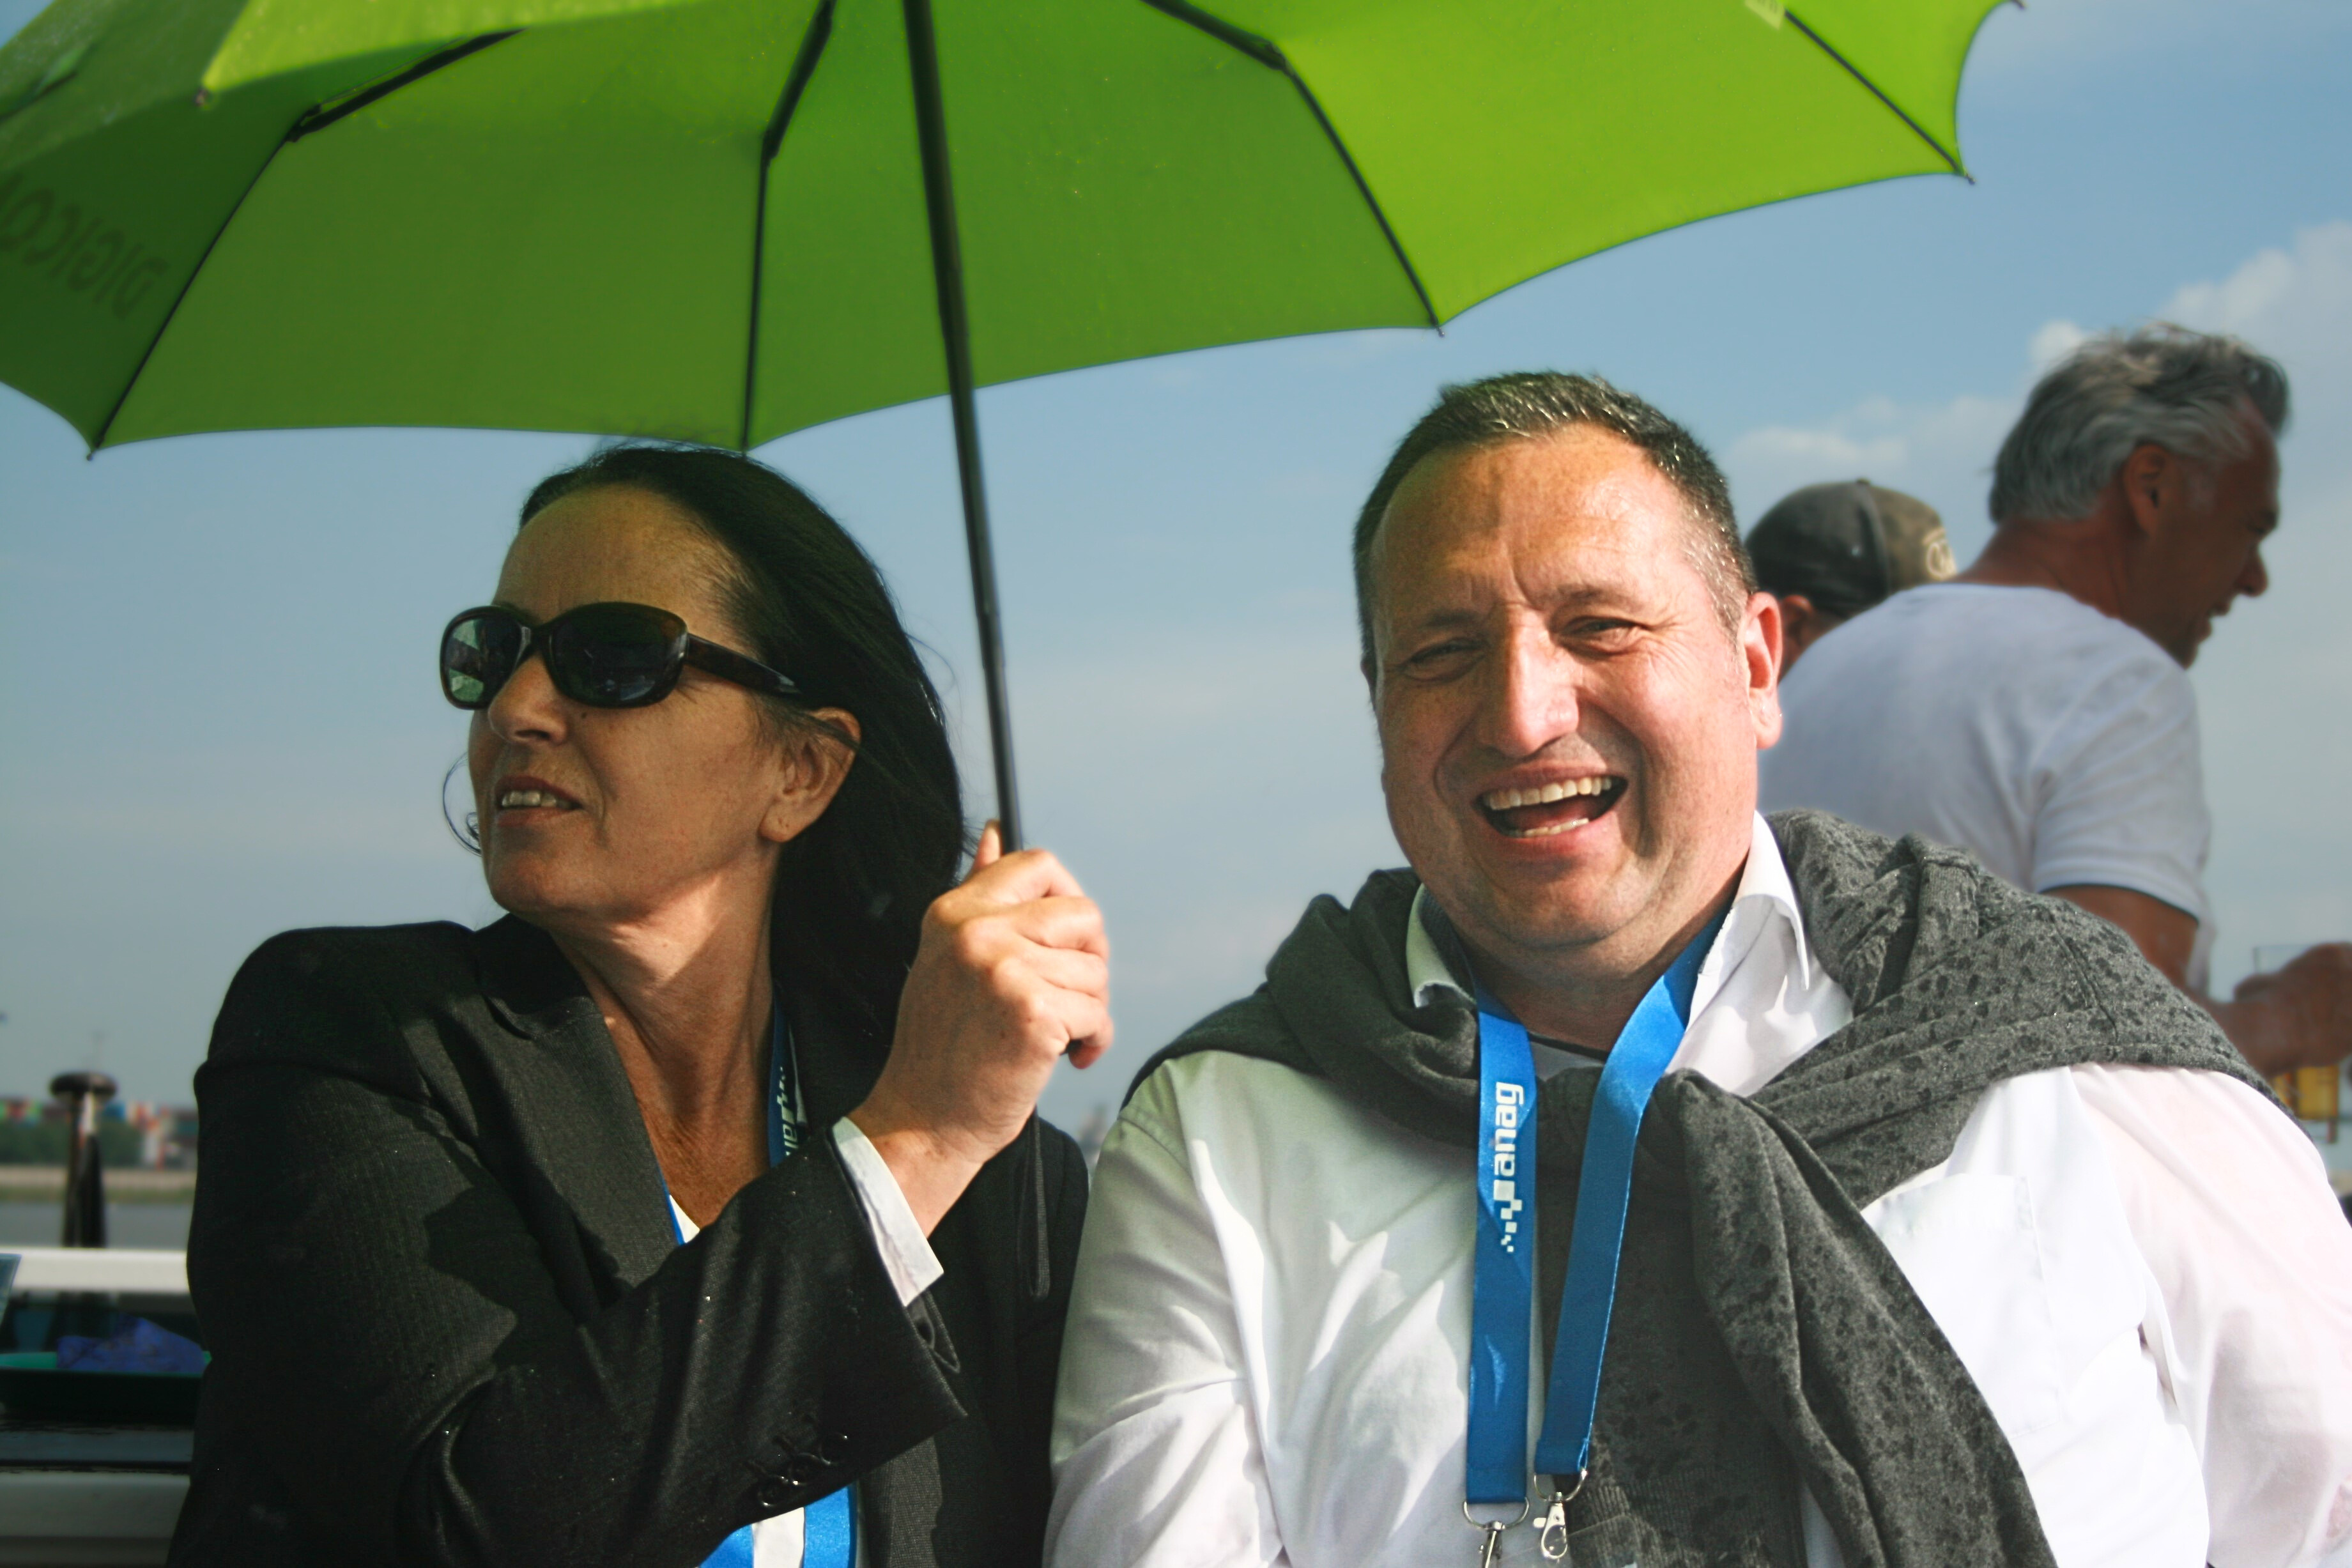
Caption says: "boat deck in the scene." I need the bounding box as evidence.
[2,1250,190,1568]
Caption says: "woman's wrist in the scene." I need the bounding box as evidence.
[846,1101,990,1235]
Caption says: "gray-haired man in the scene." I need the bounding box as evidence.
[1761,325,2351,1077]
[1049,372,2352,1568]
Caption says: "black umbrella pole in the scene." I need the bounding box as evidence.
[949,387,1023,856]
[905,0,1022,854]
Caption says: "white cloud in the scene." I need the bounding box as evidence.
[2159,222,2352,426]
[2028,318,2089,373]
[2165,248,2307,330]
[1725,390,2017,553]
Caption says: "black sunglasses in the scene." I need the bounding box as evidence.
[439,602,800,711]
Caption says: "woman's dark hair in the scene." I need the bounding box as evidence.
[520,443,965,1038]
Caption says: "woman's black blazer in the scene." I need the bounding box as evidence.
[167,915,1088,1567]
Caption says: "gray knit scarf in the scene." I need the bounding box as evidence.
[1132,811,2271,1567]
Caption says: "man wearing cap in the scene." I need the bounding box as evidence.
[1047,371,2352,1568]
[1761,327,2352,1077]
[1745,481,1954,671]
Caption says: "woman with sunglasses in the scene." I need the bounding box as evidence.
[171,445,1111,1567]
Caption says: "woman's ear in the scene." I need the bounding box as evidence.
[762,708,863,845]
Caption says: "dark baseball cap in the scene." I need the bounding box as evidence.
[1744,480,1955,622]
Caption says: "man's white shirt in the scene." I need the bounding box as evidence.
[1047,815,2352,1567]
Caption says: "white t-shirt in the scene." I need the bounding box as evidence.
[1758,583,2213,988]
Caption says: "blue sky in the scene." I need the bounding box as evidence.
[4,0,2350,1137]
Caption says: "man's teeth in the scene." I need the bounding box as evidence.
[1509,817,1592,839]
[1481,777,1615,811]
[500,790,573,810]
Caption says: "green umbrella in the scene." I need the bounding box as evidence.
[0,0,2005,843]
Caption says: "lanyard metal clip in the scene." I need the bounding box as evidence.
[1537,1469,1586,1560]
[1463,1498,1529,1566]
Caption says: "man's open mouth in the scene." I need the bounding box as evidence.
[1477,776,1626,838]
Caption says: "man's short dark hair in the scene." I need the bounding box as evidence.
[1352,372,1753,670]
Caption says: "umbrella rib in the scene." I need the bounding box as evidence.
[88,32,522,451]
[89,139,287,451]
[1781,8,1969,180]
[741,0,840,451]
[1135,0,1440,330]
[286,31,521,144]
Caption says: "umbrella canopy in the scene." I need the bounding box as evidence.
[0,0,2006,840]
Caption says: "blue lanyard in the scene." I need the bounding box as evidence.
[1464,912,1724,1533]
[668,1010,856,1568]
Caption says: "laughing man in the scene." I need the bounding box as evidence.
[1046,374,2352,1568]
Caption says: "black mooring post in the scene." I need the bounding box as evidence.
[51,1071,115,1249]
[903,0,1022,852]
